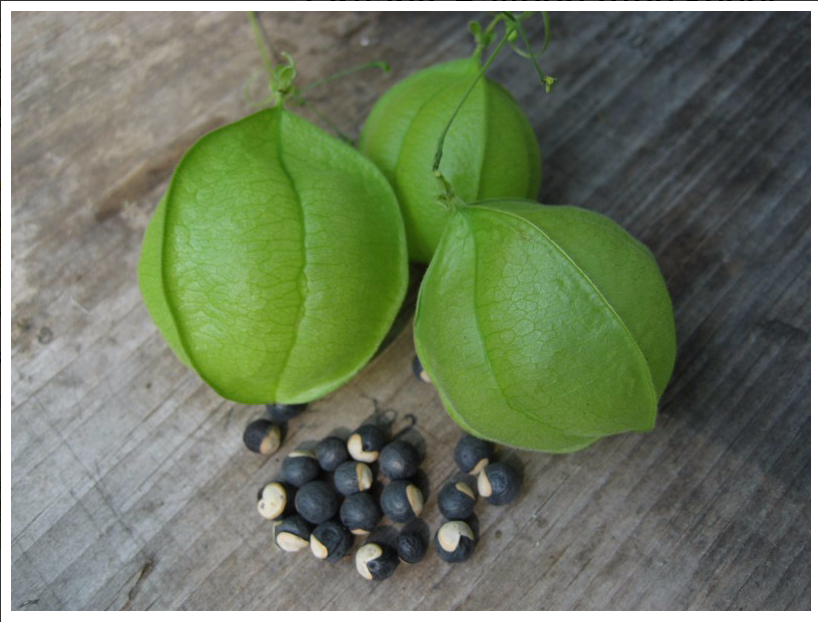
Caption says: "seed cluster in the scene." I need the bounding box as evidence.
[430,441,523,565]
[252,409,435,581]
[248,366,524,580]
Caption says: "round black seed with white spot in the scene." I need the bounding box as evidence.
[316,436,349,472]
[434,520,475,563]
[454,434,494,475]
[339,492,381,535]
[310,520,353,562]
[265,402,308,423]
[380,480,424,523]
[243,419,282,455]
[477,462,522,506]
[347,424,388,463]
[378,440,421,480]
[294,480,338,525]
[274,515,312,552]
[257,481,295,521]
[355,543,399,580]
[437,480,476,520]
[333,460,373,496]
[282,450,321,487]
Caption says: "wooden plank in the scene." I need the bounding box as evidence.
[10,11,810,610]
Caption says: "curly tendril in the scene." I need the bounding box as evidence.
[472,11,556,93]
[244,12,389,142]
[503,12,556,91]
[434,11,555,202]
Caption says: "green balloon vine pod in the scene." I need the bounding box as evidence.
[403,14,675,452]
[137,48,408,405]
[414,201,676,452]
[358,16,543,263]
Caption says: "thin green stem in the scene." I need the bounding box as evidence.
[291,97,353,144]
[484,13,505,38]
[301,61,389,93]
[241,68,278,107]
[432,20,517,175]
[518,11,550,57]
[246,11,275,77]
[471,12,505,60]
[511,12,554,89]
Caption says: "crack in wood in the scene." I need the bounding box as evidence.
[120,558,154,611]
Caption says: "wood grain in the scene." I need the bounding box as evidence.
[10,11,810,610]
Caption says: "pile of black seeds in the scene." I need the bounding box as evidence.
[243,356,523,581]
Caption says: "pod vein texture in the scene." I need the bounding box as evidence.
[138,107,408,405]
[414,202,675,453]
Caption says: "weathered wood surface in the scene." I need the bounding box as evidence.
[10,11,810,611]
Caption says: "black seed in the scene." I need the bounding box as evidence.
[265,402,308,423]
[347,424,388,463]
[380,480,424,523]
[378,440,421,479]
[310,520,353,562]
[295,480,338,525]
[274,515,312,552]
[434,520,475,563]
[355,542,399,580]
[437,480,476,520]
[454,434,494,474]
[333,460,373,496]
[396,519,429,564]
[396,531,425,564]
[316,436,349,472]
[243,419,281,455]
[256,481,296,521]
[477,462,522,505]
[282,450,321,487]
[340,492,381,535]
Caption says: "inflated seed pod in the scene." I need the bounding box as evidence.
[347,424,388,462]
[282,450,321,487]
[294,480,339,525]
[316,436,349,472]
[477,462,522,505]
[137,107,408,406]
[437,481,476,520]
[414,203,676,452]
[434,520,475,563]
[396,520,428,564]
[310,520,353,562]
[380,480,424,523]
[378,440,421,479]
[265,402,308,423]
[359,57,540,263]
[339,492,382,535]
[274,515,312,552]
[454,435,494,475]
[256,481,296,521]
[411,355,431,383]
[243,419,282,455]
[355,542,399,581]
[333,460,373,496]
